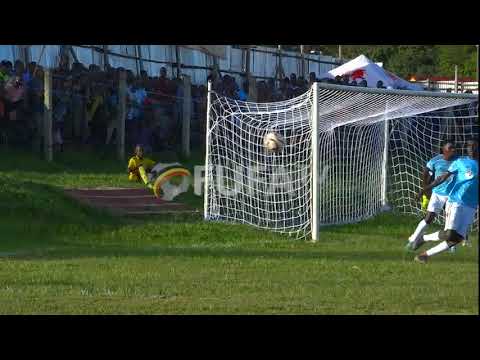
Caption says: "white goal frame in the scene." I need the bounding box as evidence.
[204,80,478,242]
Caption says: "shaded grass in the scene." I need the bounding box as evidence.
[0,149,477,314]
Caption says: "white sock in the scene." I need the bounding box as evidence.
[410,220,428,242]
[423,231,440,242]
[425,241,450,257]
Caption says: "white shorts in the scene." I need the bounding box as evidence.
[444,202,477,238]
[427,193,448,214]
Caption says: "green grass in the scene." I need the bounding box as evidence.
[0,148,477,314]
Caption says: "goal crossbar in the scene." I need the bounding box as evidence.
[204,81,478,241]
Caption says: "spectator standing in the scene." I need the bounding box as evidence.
[290,73,299,96]
[1,61,11,83]
[52,78,72,152]
[266,78,276,102]
[3,61,13,76]
[197,84,208,134]
[296,76,308,96]
[290,73,297,86]
[140,70,148,82]
[137,117,153,154]
[14,60,25,78]
[29,67,44,152]
[150,67,175,130]
[105,86,119,146]
[309,72,317,86]
[71,77,85,142]
[0,62,9,137]
[256,81,266,102]
[85,82,105,145]
[126,79,147,147]
[238,81,248,101]
[4,75,25,121]
[23,62,37,86]
[282,77,294,99]
[173,77,185,148]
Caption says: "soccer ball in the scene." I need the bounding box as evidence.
[263,132,285,153]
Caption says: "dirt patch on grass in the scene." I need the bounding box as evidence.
[65,188,199,217]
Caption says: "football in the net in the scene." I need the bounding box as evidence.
[263,132,285,153]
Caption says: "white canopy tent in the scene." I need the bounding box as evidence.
[319,54,424,91]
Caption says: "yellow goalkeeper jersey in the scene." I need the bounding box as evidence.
[128,156,155,172]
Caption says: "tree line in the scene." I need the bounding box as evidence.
[264,45,477,79]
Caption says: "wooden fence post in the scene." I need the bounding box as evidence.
[182,74,191,158]
[43,69,53,162]
[117,70,127,160]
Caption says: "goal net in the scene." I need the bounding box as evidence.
[205,90,314,237]
[204,82,478,239]
[390,102,479,231]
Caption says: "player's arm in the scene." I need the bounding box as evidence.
[421,167,433,196]
[417,164,433,200]
[423,171,452,193]
[422,167,432,189]
[127,158,137,173]
[425,159,460,193]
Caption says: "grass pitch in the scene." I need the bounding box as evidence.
[0,148,477,314]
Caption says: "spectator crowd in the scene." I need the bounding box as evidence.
[0,57,212,152]
[0,55,435,154]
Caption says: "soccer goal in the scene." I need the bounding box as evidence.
[204,81,478,240]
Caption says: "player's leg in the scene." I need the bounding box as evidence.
[411,199,450,251]
[408,211,435,242]
[129,171,140,182]
[138,166,154,189]
[406,193,445,250]
[425,195,453,244]
[415,203,476,263]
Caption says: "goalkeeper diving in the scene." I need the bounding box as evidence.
[408,139,478,263]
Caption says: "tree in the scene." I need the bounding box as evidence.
[386,46,438,78]
[436,45,477,78]
[259,45,478,79]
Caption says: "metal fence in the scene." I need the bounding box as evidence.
[413,80,478,94]
[1,45,341,86]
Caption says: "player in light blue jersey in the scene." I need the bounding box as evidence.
[405,140,457,251]
[411,139,478,263]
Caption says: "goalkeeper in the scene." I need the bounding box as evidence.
[128,144,156,190]
[405,140,457,251]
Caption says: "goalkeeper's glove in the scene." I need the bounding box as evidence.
[421,194,429,211]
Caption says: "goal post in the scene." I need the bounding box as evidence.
[311,82,320,242]
[204,82,478,239]
[204,80,212,220]
[381,102,390,210]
